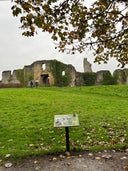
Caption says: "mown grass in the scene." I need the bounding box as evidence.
[0,85,128,161]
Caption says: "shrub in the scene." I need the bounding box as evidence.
[82,72,97,86]
[102,71,117,85]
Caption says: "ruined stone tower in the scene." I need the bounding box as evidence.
[83,58,92,72]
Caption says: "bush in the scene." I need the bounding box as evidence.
[82,72,97,86]
[102,71,117,85]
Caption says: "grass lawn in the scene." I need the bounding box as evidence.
[0,85,128,161]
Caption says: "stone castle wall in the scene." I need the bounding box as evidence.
[2,71,11,84]
[83,58,92,72]
[0,59,128,87]
[0,60,77,87]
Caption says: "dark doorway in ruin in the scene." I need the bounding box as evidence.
[41,74,49,86]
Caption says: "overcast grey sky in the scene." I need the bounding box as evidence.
[0,1,125,80]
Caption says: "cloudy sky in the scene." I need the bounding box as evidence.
[0,0,124,80]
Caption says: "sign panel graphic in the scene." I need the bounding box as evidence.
[54,114,79,127]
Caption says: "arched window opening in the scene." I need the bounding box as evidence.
[42,64,46,70]
[62,71,65,76]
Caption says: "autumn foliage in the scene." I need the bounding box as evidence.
[11,0,128,66]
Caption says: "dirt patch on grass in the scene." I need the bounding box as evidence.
[0,150,128,171]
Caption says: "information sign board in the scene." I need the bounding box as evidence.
[54,114,79,127]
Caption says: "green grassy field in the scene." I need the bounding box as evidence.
[0,85,128,161]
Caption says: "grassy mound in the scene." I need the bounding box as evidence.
[0,85,128,161]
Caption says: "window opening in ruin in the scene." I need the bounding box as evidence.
[42,64,46,70]
[62,71,65,76]
[41,74,49,86]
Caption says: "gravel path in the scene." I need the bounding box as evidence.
[0,150,128,171]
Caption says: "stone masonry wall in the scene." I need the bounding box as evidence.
[0,59,128,87]
[2,71,11,84]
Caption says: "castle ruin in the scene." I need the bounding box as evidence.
[0,58,128,87]
[83,58,92,72]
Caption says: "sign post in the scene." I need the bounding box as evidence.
[54,114,79,151]
[65,127,70,151]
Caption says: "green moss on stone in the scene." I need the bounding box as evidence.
[50,60,70,86]
[15,69,24,84]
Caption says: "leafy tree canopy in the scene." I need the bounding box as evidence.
[11,0,128,66]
